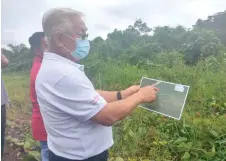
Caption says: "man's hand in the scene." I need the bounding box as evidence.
[1,54,9,69]
[137,86,159,103]
[121,85,140,99]
[92,85,159,126]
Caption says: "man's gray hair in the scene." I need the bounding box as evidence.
[42,8,83,40]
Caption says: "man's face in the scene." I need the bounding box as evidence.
[36,37,47,56]
[55,16,87,56]
[40,37,47,52]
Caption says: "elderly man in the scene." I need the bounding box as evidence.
[36,8,158,161]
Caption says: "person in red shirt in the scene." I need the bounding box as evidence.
[29,32,48,161]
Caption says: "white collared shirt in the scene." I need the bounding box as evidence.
[35,52,113,160]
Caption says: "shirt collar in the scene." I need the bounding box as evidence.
[43,52,84,71]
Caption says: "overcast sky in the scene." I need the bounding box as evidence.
[1,0,226,46]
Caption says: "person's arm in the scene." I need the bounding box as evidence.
[92,86,158,126]
[96,85,140,102]
[96,90,117,102]
[1,54,9,69]
[50,73,157,126]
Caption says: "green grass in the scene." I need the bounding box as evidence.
[2,60,226,161]
[3,72,31,112]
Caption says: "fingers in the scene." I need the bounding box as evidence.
[132,85,158,92]
[129,85,140,92]
[153,86,159,91]
[146,85,159,91]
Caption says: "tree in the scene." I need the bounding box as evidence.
[7,44,28,55]
[194,10,226,45]
[90,36,104,54]
[2,44,32,72]
[152,25,187,51]
[180,29,222,65]
[2,10,226,72]
[133,18,152,35]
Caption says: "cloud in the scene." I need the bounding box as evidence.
[94,24,111,31]
[1,0,48,45]
[103,0,226,28]
[1,0,226,46]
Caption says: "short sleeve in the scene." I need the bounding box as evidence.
[52,72,107,122]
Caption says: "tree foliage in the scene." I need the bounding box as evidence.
[2,10,226,71]
[194,10,226,45]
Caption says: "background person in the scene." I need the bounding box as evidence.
[29,32,49,161]
[1,53,9,158]
[36,8,158,161]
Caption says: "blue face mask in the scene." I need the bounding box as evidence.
[73,38,90,60]
[63,34,90,60]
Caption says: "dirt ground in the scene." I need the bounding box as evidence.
[2,107,36,161]
[2,143,25,161]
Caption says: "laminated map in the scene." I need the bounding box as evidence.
[139,77,190,120]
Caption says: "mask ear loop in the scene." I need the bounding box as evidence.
[62,45,78,62]
[54,31,75,55]
[62,46,73,54]
[53,31,82,62]
[53,31,75,41]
